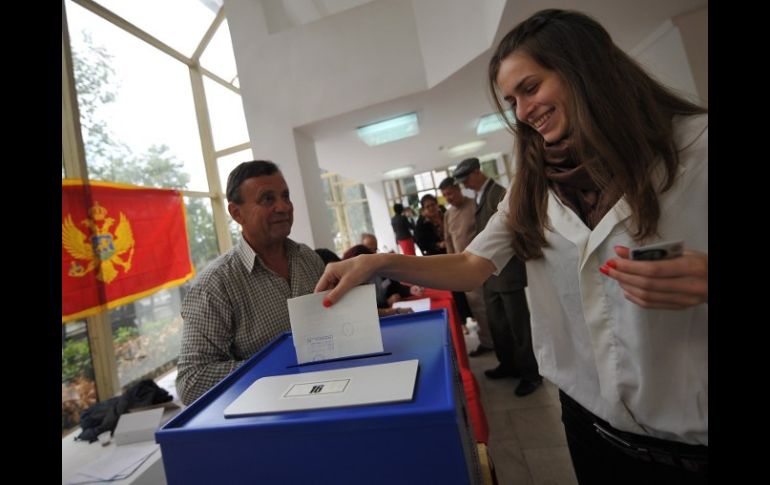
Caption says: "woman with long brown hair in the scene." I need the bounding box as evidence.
[316,9,707,483]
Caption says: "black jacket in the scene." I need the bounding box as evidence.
[475,180,527,291]
[390,214,414,240]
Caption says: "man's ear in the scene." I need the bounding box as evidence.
[228,202,241,224]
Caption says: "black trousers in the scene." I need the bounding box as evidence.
[451,291,473,322]
[559,390,708,484]
[482,287,539,381]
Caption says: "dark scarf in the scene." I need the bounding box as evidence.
[542,139,619,229]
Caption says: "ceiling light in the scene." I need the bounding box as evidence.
[476,109,515,136]
[357,113,419,146]
[382,165,415,179]
[446,140,486,158]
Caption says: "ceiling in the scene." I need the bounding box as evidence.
[261,0,376,34]
[295,0,707,185]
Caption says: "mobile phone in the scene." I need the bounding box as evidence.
[629,240,684,261]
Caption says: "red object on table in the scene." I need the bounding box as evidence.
[417,288,489,443]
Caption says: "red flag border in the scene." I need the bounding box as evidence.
[61,179,196,324]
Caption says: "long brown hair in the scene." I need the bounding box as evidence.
[488,9,706,260]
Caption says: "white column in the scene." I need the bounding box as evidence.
[364,182,396,253]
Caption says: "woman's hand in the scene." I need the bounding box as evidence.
[315,254,379,306]
[409,285,425,297]
[600,246,708,310]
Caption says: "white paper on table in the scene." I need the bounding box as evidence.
[288,283,383,364]
[392,297,431,313]
[65,442,159,484]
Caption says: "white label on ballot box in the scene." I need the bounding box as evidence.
[224,360,419,417]
[288,283,383,364]
[285,379,350,397]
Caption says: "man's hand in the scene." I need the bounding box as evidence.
[600,246,708,310]
[387,293,402,306]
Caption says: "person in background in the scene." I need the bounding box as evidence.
[413,194,446,256]
[414,193,475,335]
[176,160,325,405]
[439,176,495,355]
[390,203,416,255]
[361,233,378,253]
[453,157,541,397]
[316,9,707,483]
[342,244,420,316]
[315,248,341,265]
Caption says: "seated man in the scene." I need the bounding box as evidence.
[176,160,325,405]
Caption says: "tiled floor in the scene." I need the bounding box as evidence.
[464,324,579,485]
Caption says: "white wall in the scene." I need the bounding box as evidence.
[294,129,335,249]
[631,20,700,104]
[673,6,708,106]
[411,0,505,87]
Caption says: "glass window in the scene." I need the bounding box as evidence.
[67,1,208,192]
[62,320,96,435]
[342,182,366,201]
[481,160,499,179]
[405,194,419,210]
[112,287,184,389]
[200,19,239,86]
[184,196,219,272]
[399,177,417,196]
[93,0,218,57]
[229,218,242,248]
[383,180,398,200]
[344,202,374,247]
[432,169,448,185]
[322,176,333,201]
[414,172,433,191]
[322,174,374,255]
[217,149,253,195]
[204,76,250,152]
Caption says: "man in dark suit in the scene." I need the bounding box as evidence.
[452,157,541,397]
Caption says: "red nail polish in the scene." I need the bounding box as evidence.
[322,299,332,308]
[606,260,617,269]
[599,265,610,275]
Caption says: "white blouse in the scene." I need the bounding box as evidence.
[466,114,708,446]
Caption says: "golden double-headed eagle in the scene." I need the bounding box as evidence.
[62,201,135,283]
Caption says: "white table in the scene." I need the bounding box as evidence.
[62,404,181,485]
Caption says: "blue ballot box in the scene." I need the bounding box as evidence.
[156,309,481,485]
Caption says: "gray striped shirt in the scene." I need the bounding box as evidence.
[176,237,325,404]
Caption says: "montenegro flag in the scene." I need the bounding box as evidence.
[62,179,195,323]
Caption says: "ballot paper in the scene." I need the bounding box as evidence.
[392,297,431,313]
[65,442,159,484]
[288,284,383,364]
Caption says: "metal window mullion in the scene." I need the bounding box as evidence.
[200,67,241,95]
[72,0,193,67]
[189,65,232,254]
[62,0,120,402]
[215,142,250,159]
[191,7,224,62]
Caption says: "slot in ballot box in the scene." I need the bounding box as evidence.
[156,309,482,485]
